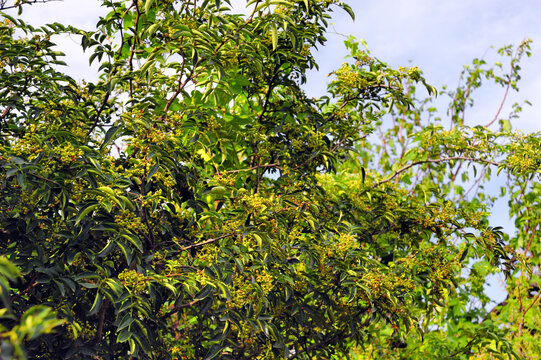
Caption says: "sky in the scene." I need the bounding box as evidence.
[11,0,540,132]
[310,1,541,133]
[7,0,541,303]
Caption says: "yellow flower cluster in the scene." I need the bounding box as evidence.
[114,211,143,233]
[210,173,236,187]
[334,63,367,93]
[55,143,84,165]
[336,233,356,255]
[506,138,540,176]
[67,321,97,341]
[255,271,274,293]
[241,193,273,213]
[118,269,147,294]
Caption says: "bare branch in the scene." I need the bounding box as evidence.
[0,0,61,11]
[485,61,514,128]
[165,298,203,317]
[370,156,499,190]
[221,163,280,175]
[182,233,235,251]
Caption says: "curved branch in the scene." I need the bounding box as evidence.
[165,298,203,317]
[369,156,500,191]
[182,232,235,251]
[485,62,514,128]
[221,163,280,175]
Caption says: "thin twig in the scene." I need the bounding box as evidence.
[0,0,61,11]
[368,156,499,191]
[27,172,59,186]
[0,105,12,122]
[182,233,235,251]
[220,163,280,175]
[128,0,142,96]
[485,58,515,128]
[165,298,203,317]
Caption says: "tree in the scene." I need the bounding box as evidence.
[348,38,540,360]
[0,0,537,359]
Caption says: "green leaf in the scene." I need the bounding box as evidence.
[271,23,278,51]
[0,257,21,281]
[205,344,222,360]
[121,233,143,252]
[75,203,100,226]
[146,23,160,37]
[403,148,418,162]
[88,291,103,316]
[117,328,131,342]
[101,125,121,150]
[500,119,512,132]
[118,313,135,331]
[195,285,214,300]
[144,0,155,13]
[340,3,355,20]
[19,306,65,340]
[146,162,160,182]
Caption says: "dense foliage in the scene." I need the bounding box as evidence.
[0,0,539,359]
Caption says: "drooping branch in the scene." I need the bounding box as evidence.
[127,0,141,96]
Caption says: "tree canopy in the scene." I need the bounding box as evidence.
[0,1,539,359]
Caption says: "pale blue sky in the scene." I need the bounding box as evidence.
[309,1,541,132]
[13,0,540,131]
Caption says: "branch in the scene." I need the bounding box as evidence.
[85,1,134,137]
[369,156,499,191]
[0,0,61,11]
[86,90,111,137]
[256,67,280,124]
[524,222,537,256]
[443,334,479,359]
[182,233,235,251]
[485,56,515,128]
[221,163,280,175]
[161,68,192,116]
[127,0,141,96]
[10,274,38,303]
[165,298,203,317]
[92,298,110,345]
[27,172,59,186]
[161,0,262,119]
[522,290,541,319]
[0,105,12,122]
